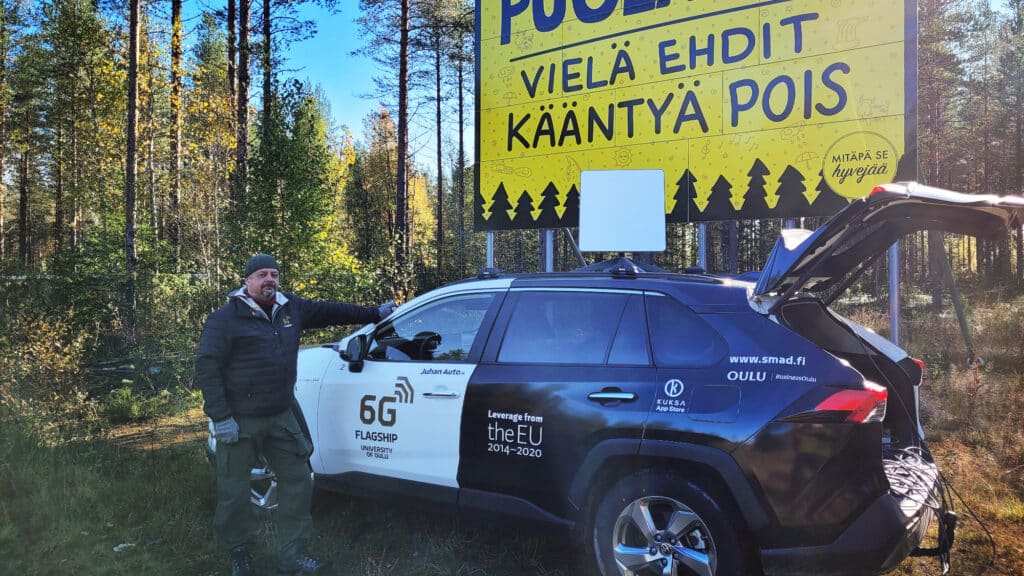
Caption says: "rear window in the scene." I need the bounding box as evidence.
[646,293,727,367]
[498,291,639,365]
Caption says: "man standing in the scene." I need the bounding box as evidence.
[196,254,396,575]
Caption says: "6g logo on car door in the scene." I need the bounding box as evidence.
[359,376,415,426]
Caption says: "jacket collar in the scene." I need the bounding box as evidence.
[228,286,289,320]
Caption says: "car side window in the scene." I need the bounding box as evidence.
[497,291,629,364]
[607,295,651,365]
[646,293,727,367]
[368,292,497,362]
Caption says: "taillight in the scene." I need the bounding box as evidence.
[815,381,888,423]
[870,185,888,195]
[912,357,925,374]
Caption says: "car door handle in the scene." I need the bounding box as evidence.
[588,391,637,402]
[422,392,460,399]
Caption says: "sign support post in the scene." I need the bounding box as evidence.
[889,243,901,345]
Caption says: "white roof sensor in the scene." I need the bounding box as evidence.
[579,169,666,252]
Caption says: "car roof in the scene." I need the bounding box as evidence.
[430,258,753,308]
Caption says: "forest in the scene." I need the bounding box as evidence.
[0,0,1015,410]
[0,0,1015,340]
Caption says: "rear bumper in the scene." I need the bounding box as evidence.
[760,489,934,576]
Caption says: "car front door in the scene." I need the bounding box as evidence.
[317,290,504,490]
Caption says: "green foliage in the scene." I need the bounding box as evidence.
[99,386,199,425]
[245,80,347,277]
[101,386,152,424]
[0,307,95,435]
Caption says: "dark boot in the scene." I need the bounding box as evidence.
[276,553,329,574]
[230,545,255,576]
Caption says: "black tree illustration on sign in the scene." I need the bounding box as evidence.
[512,190,537,228]
[562,184,580,227]
[773,165,808,216]
[674,169,698,223]
[702,175,735,221]
[474,184,491,230]
[536,182,561,228]
[485,183,513,230]
[739,159,772,219]
[809,170,851,216]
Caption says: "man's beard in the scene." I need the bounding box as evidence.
[260,284,276,300]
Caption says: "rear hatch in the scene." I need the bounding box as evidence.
[752,182,1024,311]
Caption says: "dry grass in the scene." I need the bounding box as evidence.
[848,295,1024,576]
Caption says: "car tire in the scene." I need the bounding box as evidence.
[589,469,750,576]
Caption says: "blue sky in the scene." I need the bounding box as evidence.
[286,3,380,139]
[184,1,455,170]
[279,3,471,175]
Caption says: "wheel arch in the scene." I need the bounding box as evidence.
[569,438,773,535]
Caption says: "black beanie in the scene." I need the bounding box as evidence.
[244,254,280,278]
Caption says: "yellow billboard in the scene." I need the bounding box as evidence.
[475,0,917,230]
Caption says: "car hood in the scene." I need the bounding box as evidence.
[753,182,1024,305]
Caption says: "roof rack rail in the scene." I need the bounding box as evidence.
[574,256,667,278]
[477,267,501,279]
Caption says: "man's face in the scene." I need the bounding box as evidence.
[245,268,280,304]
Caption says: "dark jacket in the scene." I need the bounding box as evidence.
[195,288,381,422]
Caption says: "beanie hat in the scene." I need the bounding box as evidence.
[244,254,280,278]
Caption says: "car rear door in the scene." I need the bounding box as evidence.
[459,287,657,518]
[317,289,505,491]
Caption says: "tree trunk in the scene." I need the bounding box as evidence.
[456,55,465,277]
[54,125,64,252]
[434,33,443,277]
[72,120,79,249]
[228,0,236,99]
[170,0,182,265]
[395,0,410,268]
[0,0,6,262]
[233,0,250,220]
[1016,66,1023,282]
[727,221,738,273]
[126,0,140,340]
[928,230,944,312]
[262,0,271,126]
[18,149,28,268]
[147,77,158,235]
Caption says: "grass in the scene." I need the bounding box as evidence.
[2,292,1024,575]
[0,406,578,575]
[0,409,221,575]
[845,293,1024,576]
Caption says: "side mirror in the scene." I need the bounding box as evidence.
[341,334,368,373]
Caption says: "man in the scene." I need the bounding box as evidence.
[196,254,396,575]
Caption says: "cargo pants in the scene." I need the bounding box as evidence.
[213,409,314,561]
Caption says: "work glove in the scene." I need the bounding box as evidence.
[213,417,240,444]
[378,300,397,320]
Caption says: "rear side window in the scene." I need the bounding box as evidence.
[607,295,650,365]
[646,294,726,367]
[498,291,631,364]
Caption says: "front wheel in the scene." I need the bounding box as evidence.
[249,463,278,510]
[589,469,750,576]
